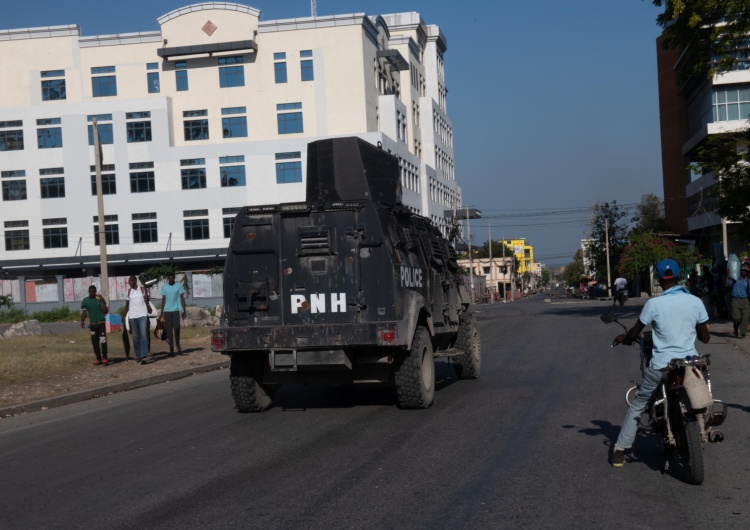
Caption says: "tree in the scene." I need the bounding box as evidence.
[540,268,552,288]
[692,133,750,241]
[618,231,706,284]
[563,249,586,286]
[630,193,670,235]
[653,1,750,242]
[587,201,631,281]
[0,294,12,309]
[474,240,520,270]
[653,0,750,81]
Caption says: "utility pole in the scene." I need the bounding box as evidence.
[488,225,493,303]
[605,217,612,299]
[93,118,109,303]
[502,234,506,302]
[467,207,474,304]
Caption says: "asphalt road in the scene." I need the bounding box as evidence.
[1,296,749,529]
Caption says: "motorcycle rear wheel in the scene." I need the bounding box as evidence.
[680,419,705,485]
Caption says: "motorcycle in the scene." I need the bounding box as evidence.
[601,313,727,485]
[615,287,627,306]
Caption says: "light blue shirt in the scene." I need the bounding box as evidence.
[639,285,709,369]
[160,281,185,312]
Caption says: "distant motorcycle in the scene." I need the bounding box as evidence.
[615,288,627,306]
[601,313,727,485]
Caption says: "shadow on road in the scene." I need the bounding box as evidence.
[274,361,458,411]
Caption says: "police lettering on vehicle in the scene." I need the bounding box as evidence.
[400,266,423,288]
[291,293,347,314]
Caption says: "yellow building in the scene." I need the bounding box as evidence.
[501,239,534,274]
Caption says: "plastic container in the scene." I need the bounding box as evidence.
[728,254,740,281]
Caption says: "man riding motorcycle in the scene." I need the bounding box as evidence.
[610,259,710,467]
[613,276,628,306]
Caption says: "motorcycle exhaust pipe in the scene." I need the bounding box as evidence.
[708,430,725,443]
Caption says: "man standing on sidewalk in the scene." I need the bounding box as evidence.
[80,284,109,365]
[726,263,750,338]
[159,272,186,356]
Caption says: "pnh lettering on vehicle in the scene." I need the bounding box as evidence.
[291,293,347,314]
[400,266,423,288]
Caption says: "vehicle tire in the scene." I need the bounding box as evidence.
[680,418,705,485]
[454,312,481,379]
[618,291,626,306]
[394,326,435,408]
[230,355,274,412]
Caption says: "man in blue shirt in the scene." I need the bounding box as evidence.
[159,272,187,356]
[610,259,710,468]
[725,263,750,337]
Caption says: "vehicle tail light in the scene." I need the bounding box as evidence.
[212,331,226,351]
[378,327,396,345]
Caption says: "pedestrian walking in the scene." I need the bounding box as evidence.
[159,272,187,356]
[726,263,750,338]
[124,275,150,363]
[80,284,109,365]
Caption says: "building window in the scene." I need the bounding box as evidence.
[37,118,63,149]
[146,63,160,93]
[301,50,314,81]
[180,158,207,190]
[221,107,247,138]
[88,114,114,145]
[90,164,116,195]
[275,151,302,183]
[133,212,158,243]
[129,162,155,193]
[277,102,303,134]
[184,210,209,240]
[91,66,117,97]
[126,112,152,142]
[176,61,189,91]
[2,170,27,201]
[93,215,119,245]
[274,52,287,84]
[713,85,750,122]
[0,128,24,151]
[223,207,242,237]
[184,110,208,141]
[42,218,68,248]
[40,167,65,199]
[219,56,245,87]
[4,221,30,251]
[41,70,66,101]
[220,155,246,187]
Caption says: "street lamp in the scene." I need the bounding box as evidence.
[445,207,482,303]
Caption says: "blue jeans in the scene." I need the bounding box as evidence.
[130,316,149,359]
[615,366,664,450]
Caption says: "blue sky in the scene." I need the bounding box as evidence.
[3,0,665,267]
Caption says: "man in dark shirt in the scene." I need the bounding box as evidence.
[81,284,109,365]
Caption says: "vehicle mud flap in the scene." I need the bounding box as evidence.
[230,354,275,412]
[394,325,435,408]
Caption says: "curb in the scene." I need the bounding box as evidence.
[0,360,230,418]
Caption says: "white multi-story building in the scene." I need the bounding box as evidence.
[0,2,460,282]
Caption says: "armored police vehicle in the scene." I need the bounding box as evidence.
[211,137,481,411]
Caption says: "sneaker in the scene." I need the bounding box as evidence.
[102,359,109,366]
[612,448,626,468]
[93,360,102,366]
[139,358,149,365]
